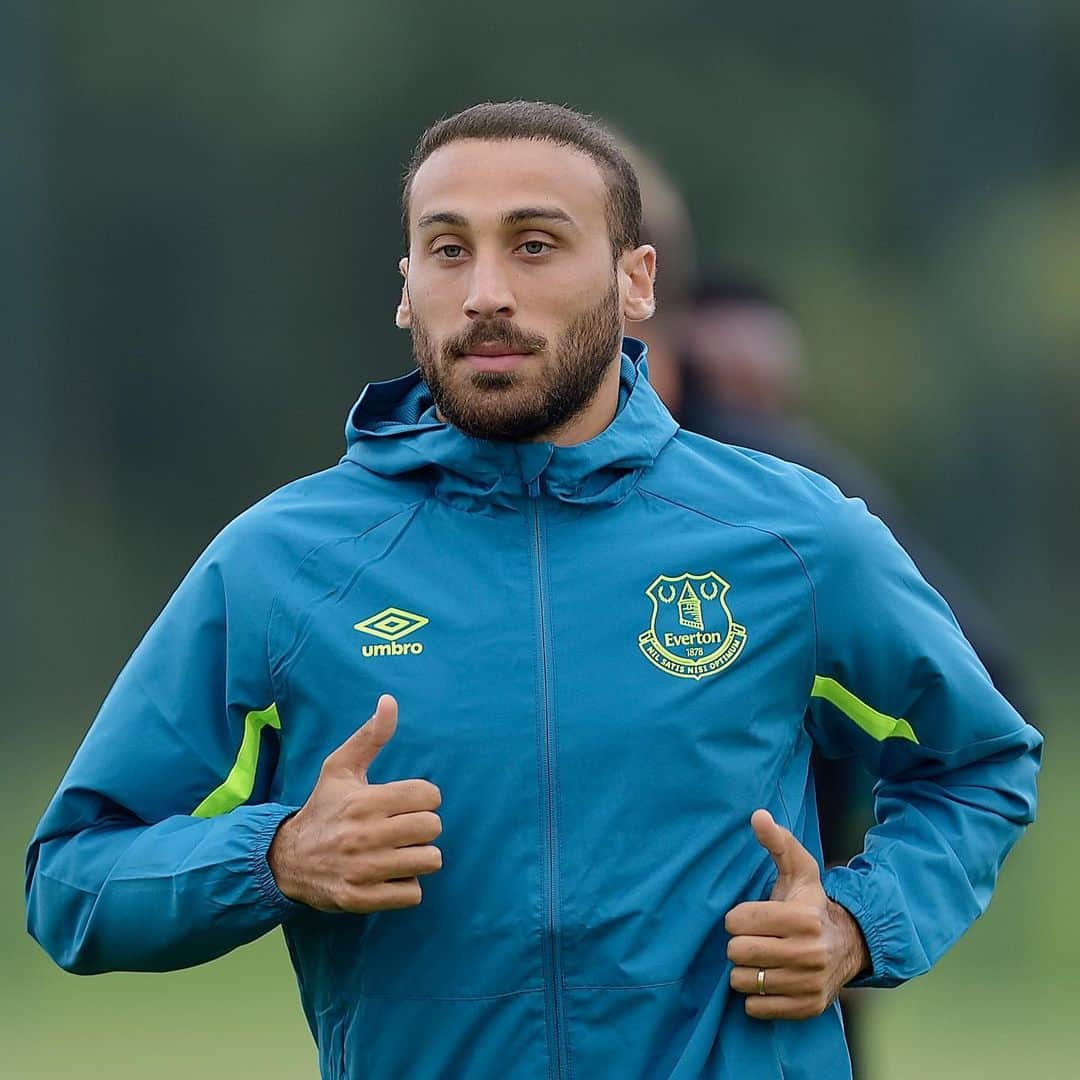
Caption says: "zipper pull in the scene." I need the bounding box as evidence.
[527,476,541,499]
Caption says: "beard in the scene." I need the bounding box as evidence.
[410,278,624,442]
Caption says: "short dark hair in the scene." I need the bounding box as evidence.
[401,100,642,257]
[691,272,786,312]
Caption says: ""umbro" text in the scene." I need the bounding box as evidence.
[361,641,424,657]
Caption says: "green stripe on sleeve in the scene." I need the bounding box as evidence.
[192,703,281,818]
[810,676,919,744]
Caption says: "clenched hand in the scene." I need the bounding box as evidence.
[726,809,870,1020]
[268,694,443,913]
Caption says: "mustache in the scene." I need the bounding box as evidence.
[441,321,547,360]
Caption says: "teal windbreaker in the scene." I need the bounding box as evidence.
[26,339,1042,1079]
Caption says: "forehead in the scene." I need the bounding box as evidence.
[408,138,608,232]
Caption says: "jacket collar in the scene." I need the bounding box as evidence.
[342,337,678,508]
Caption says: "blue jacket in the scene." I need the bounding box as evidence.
[26,339,1042,1079]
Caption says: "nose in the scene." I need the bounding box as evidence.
[462,253,516,321]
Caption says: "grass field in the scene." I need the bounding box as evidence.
[5,683,1075,1079]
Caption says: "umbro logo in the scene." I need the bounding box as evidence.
[353,607,429,657]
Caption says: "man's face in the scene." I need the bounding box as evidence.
[398,138,654,441]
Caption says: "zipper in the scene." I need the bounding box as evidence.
[528,478,567,1079]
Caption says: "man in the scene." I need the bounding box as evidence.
[26,102,1042,1080]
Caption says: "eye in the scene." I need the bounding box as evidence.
[435,243,464,259]
[519,240,551,256]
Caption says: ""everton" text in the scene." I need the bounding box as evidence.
[663,631,726,647]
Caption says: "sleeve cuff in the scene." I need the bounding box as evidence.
[822,864,895,988]
[249,803,309,921]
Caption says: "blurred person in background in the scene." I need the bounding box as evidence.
[614,137,696,415]
[678,272,1031,722]
[672,273,1037,1075]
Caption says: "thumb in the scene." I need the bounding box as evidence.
[322,694,398,781]
[750,809,822,900]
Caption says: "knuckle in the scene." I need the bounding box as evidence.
[341,788,371,815]
[343,855,377,886]
[403,779,440,808]
[338,832,362,856]
[398,778,422,799]
[339,882,371,913]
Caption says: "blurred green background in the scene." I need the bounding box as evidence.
[4,2,1077,1076]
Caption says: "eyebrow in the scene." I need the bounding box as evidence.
[415,207,578,231]
[502,207,577,229]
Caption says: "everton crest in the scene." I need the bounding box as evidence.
[638,571,747,680]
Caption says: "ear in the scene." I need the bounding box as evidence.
[395,256,412,329]
[619,245,657,323]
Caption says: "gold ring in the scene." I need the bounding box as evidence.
[757,968,767,996]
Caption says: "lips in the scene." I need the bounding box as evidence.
[460,348,532,373]
[461,342,531,357]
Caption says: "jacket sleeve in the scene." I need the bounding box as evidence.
[25,521,307,974]
[801,491,1043,989]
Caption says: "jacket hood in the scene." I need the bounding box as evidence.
[341,337,679,508]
